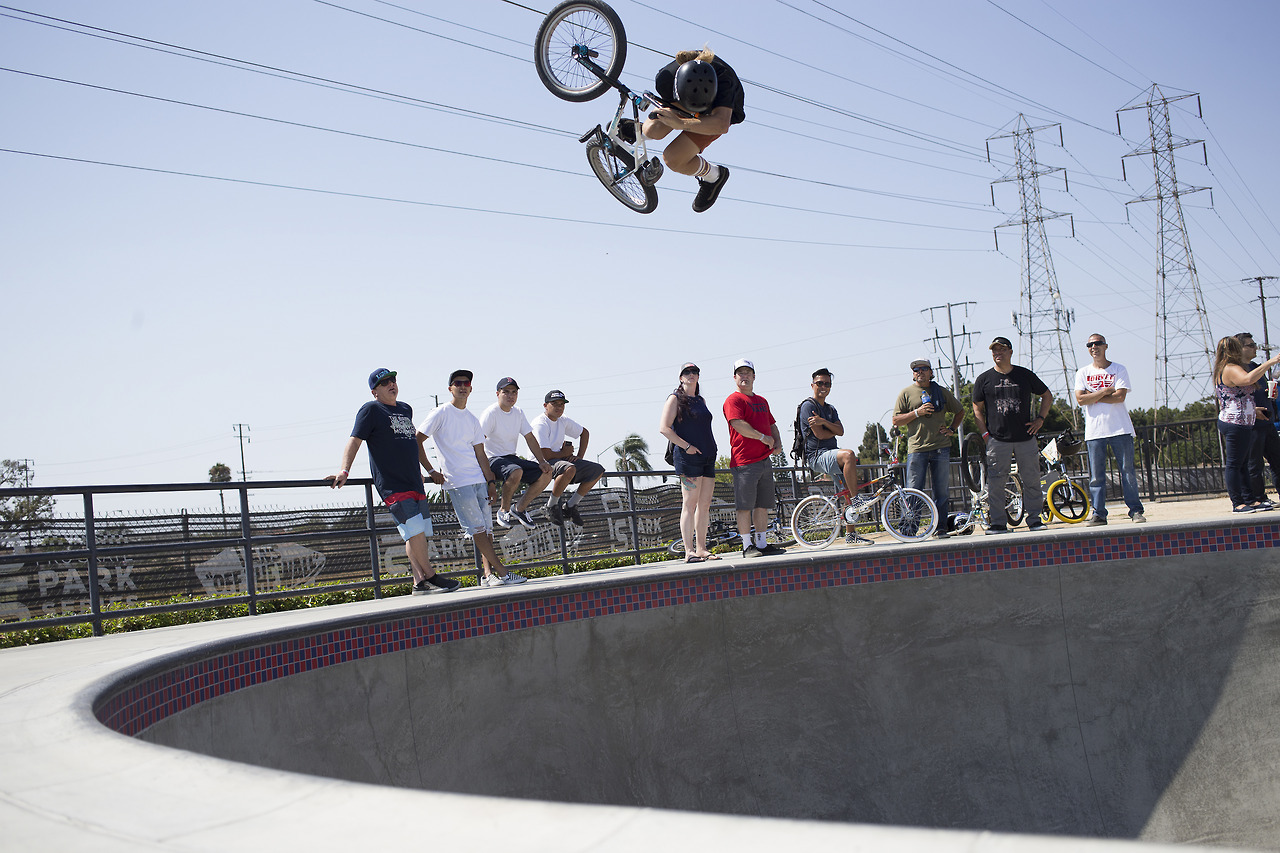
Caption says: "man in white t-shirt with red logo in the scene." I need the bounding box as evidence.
[1073,335,1145,525]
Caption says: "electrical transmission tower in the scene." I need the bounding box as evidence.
[1119,86,1214,418]
[988,115,1078,423]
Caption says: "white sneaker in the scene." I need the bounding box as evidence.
[1130,512,1146,523]
[495,509,515,528]
[502,572,528,585]
[481,573,505,588]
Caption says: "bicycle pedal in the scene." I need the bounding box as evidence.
[578,125,603,144]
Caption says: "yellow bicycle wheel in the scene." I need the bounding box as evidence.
[1046,478,1091,523]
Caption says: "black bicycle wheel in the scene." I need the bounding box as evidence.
[585,139,658,213]
[534,0,627,102]
[961,431,985,493]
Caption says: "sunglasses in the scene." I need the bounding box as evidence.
[681,369,700,377]
[813,381,832,387]
[452,380,472,387]
[1086,341,1107,349]
[377,377,396,387]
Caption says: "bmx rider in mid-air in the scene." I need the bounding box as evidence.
[623,49,745,213]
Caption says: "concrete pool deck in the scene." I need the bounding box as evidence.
[0,497,1274,852]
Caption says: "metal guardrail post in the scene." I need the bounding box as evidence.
[624,470,641,566]
[365,484,382,599]
[238,486,257,616]
[1141,428,1156,500]
[83,493,103,637]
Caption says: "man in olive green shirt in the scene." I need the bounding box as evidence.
[892,359,964,536]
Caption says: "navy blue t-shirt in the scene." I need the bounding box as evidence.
[672,392,717,456]
[799,399,839,460]
[351,400,422,499]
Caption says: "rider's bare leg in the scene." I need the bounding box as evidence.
[641,118,673,140]
[659,132,704,176]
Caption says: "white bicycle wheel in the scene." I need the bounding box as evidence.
[534,0,627,102]
[790,495,840,549]
[881,487,938,543]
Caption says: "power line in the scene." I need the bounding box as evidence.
[0,147,991,252]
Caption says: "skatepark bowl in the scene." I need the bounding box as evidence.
[0,515,1276,852]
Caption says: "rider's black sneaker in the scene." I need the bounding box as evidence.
[692,166,729,213]
[617,118,637,144]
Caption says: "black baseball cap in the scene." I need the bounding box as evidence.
[496,377,519,391]
[545,389,568,404]
[989,336,1013,350]
[368,368,397,389]
[448,369,473,385]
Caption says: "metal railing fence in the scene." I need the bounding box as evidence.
[0,423,1231,637]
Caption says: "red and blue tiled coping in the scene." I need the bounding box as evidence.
[95,521,1277,737]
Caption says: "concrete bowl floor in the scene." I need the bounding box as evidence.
[0,497,1274,853]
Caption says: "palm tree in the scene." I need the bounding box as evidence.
[613,433,653,474]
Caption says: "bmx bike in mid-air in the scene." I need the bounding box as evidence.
[534,0,692,213]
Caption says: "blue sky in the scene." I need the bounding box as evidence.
[3,0,1277,512]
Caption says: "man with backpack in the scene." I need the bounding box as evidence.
[795,368,871,546]
[892,359,964,537]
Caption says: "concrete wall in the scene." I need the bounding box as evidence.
[142,549,1280,848]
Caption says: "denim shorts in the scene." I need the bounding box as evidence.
[387,497,435,541]
[489,455,544,485]
[808,448,845,489]
[447,482,492,536]
[673,446,717,479]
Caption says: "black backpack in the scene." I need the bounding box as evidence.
[791,399,813,464]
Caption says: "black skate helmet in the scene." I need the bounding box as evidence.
[673,59,717,114]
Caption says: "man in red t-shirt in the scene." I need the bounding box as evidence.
[722,359,785,557]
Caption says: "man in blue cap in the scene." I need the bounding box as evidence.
[327,368,460,595]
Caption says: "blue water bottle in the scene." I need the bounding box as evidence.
[920,390,932,415]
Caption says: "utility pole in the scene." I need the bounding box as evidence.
[1119,86,1214,420]
[988,115,1079,426]
[1245,275,1278,358]
[232,424,251,481]
[922,301,982,448]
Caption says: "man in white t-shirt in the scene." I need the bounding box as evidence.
[479,377,554,530]
[529,390,606,527]
[416,369,527,587]
[1073,335,1145,525]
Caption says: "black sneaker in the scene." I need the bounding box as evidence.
[564,503,585,526]
[692,166,730,213]
[759,543,787,556]
[986,524,1008,535]
[742,544,764,558]
[510,507,537,529]
[617,118,636,143]
[1026,520,1047,532]
[413,574,460,595]
[547,501,566,526]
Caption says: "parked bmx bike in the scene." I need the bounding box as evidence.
[790,471,939,548]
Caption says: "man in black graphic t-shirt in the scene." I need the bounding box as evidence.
[972,337,1053,534]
